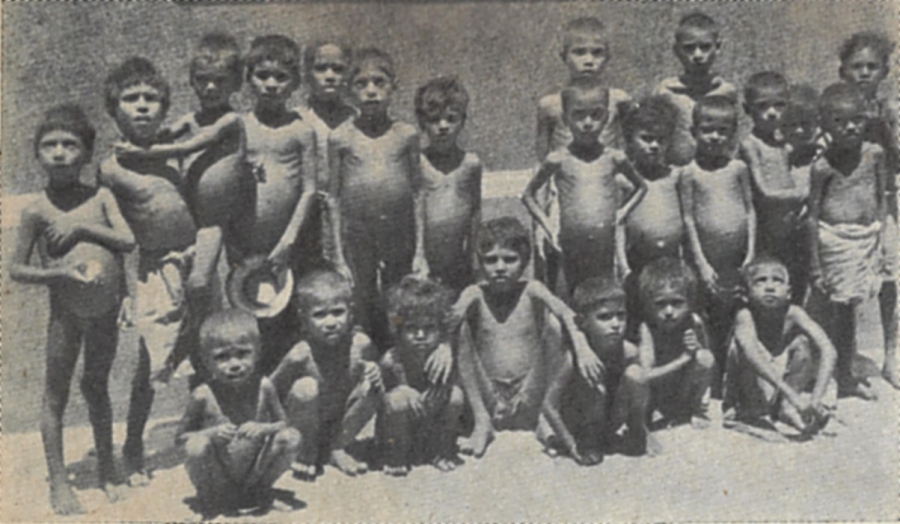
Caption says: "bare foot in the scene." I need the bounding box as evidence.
[645,433,663,457]
[459,426,494,458]
[384,465,409,477]
[691,413,711,429]
[126,470,151,487]
[102,481,128,503]
[882,367,900,390]
[432,457,458,472]
[577,448,604,466]
[329,449,367,476]
[49,481,85,515]
[291,461,317,482]
[840,380,878,401]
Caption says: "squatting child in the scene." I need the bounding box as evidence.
[10,105,135,514]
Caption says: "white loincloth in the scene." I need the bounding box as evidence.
[818,220,882,304]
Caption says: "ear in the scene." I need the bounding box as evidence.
[714,37,723,51]
[742,102,751,115]
[838,64,849,81]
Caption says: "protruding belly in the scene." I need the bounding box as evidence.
[51,243,123,319]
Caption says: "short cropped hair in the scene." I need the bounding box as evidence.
[350,47,396,82]
[571,275,626,315]
[245,35,301,83]
[741,254,789,287]
[415,76,470,125]
[561,17,606,54]
[294,269,353,313]
[840,31,894,69]
[199,309,261,354]
[743,71,789,105]
[103,57,171,118]
[783,84,820,127]
[303,41,352,76]
[676,11,719,40]
[620,95,678,141]
[386,275,453,334]
[476,217,531,266]
[191,32,243,85]
[638,257,698,312]
[819,82,866,118]
[561,80,609,118]
[34,104,96,158]
[692,95,738,128]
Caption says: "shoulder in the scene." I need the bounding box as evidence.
[733,308,755,327]
[712,78,738,99]
[380,347,399,367]
[95,186,119,205]
[351,330,375,352]
[463,152,483,170]
[454,284,485,313]
[654,77,682,95]
[811,155,833,175]
[329,120,355,141]
[623,340,640,358]
[394,121,418,139]
[524,279,554,300]
[283,340,314,364]
[609,88,631,106]
[98,155,120,177]
[259,376,278,393]
[544,149,566,166]
[538,92,563,114]
[740,135,761,153]
[728,158,750,174]
[191,383,215,403]
[863,141,885,158]
[608,147,629,164]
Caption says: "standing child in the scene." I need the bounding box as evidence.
[533,16,632,288]
[416,77,483,294]
[654,11,737,167]
[543,276,658,465]
[808,83,888,400]
[451,217,602,458]
[378,277,464,476]
[177,309,300,517]
[523,82,647,294]
[99,57,199,485]
[680,96,756,386]
[837,32,899,388]
[636,258,715,428]
[10,105,134,514]
[329,47,429,350]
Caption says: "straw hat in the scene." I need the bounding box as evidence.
[226,255,294,318]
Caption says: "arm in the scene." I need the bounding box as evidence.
[535,98,554,162]
[466,161,484,272]
[636,323,691,381]
[268,130,318,269]
[541,351,582,459]
[268,343,313,400]
[119,114,241,160]
[260,378,289,431]
[677,169,717,288]
[739,141,805,202]
[806,163,828,288]
[408,131,429,275]
[521,160,560,250]
[8,205,70,285]
[875,148,888,254]
[87,188,135,252]
[615,155,648,224]
[326,133,352,282]
[788,307,837,408]
[732,309,805,409]
[738,163,757,267]
[350,333,383,392]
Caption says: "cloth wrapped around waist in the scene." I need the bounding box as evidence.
[818,220,882,304]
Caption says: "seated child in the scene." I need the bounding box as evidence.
[451,217,601,458]
[329,48,429,350]
[838,31,899,388]
[416,76,483,294]
[378,276,464,476]
[680,96,756,387]
[270,270,382,479]
[807,83,889,399]
[723,257,837,436]
[177,309,300,516]
[534,16,631,288]
[654,11,737,166]
[10,105,135,515]
[523,81,647,293]
[636,257,715,428]
[543,276,658,465]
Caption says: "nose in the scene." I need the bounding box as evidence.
[51,144,66,160]
[414,328,426,341]
[205,81,217,92]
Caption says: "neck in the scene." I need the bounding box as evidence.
[826,141,861,168]
[569,139,604,160]
[694,151,729,170]
[356,111,391,134]
[637,161,669,180]
[752,127,780,145]
[789,143,817,166]
[254,102,288,125]
[680,70,714,92]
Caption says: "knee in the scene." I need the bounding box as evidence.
[80,374,108,401]
[623,364,648,388]
[274,427,302,453]
[694,349,716,371]
[448,385,465,408]
[384,386,418,414]
[183,433,214,460]
[789,336,813,364]
[289,377,319,404]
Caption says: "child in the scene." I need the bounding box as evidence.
[10,105,135,514]
[543,276,658,464]
[680,96,756,384]
[234,35,320,373]
[451,217,602,458]
[378,276,464,476]
[415,76,483,294]
[270,270,382,479]
[533,16,632,287]
[838,32,899,388]
[177,309,300,516]
[723,257,837,436]
[523,82,647,293]
[636,257,715,428]
[654,11,737,167]
[98,57,199,484]
[807,83,888,400]
[329,47,429,350]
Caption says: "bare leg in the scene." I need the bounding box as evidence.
[880,281,899,388]
[379,386,416,476]
[456,323,495,457]
[345,231,380,349]
[246,428,301,493]
[611,365,659,457]
[433,385,465,471]
[124,338,154,486]
[284,377,319,481]
[686,349,715,429]
[577,387,607,465]
[184,434,236,515]
[330,380,378,476]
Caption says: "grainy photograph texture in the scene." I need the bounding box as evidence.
[1,0,898,522]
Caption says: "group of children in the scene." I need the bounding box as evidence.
[10,10,898,518]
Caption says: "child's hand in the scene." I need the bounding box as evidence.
[698,263,719,293]
[575,344,605,388]
[683,329,702,356]
[362,361,383,393]
[549,231,562,253]
[114,141,148,161]
[209,423,237,444]
[424,343,453,385]
[412,255,430,278]
[237,421,270,440]
[810,267,827,295]
[423,386,450,413]
[64,264,97,285]
[266,240,293,273]
[335,263,355,288]
[45,221,83,253]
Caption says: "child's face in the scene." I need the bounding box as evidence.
[191,67,238,110]
[580,300,626,348]
[840,47,887,98]
[674,28,720,76]
[249,60,297,106]
[563,35,609,81]
[648,286,690,331]
[205,341,258,385]
[822,99,866,148]
[309,44,350,99]
[397,319,442,357]
[115,83,164,142]
[479,245,526,292]
[421,108,465,149]
[37,130,88,185]
[628,127,670,169]
[693,110,735,157]
[780,108,818,149]
[746,263,790,310]
[746,89,789,136]
[565,102,608,143]
[301,295,352,347]
[351,66,394,116]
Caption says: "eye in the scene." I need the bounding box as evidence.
[502,255,519,264]
[331,307,347,317]
[354,79,367,89]
[314,64,329,73]
[274,72,289,83]
[699,43,713,52]
[332,65,347,75]
[143,93,159,103]
[571,47,587,56]
[483,255,498,264]
[373,78,386,88]
[122,93,139,103]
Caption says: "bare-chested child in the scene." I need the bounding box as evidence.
[723,257,837,438]
[270,270,382,480]
[329,48,429,349]
[233,35,319,373]
[636,258,715,428]
[98,57,199,485]
[10,105,135,514]
[450,217,602,458]
[654,11,737,167]
[543,276,658,465]
[523,82,647,294]
[534,17,632,288]
[378,276,464,476]
[415,77,482,294]
[838,32,899,388]
[680,96,756,386]
[177,309,300,517]
[807,83,888,400]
